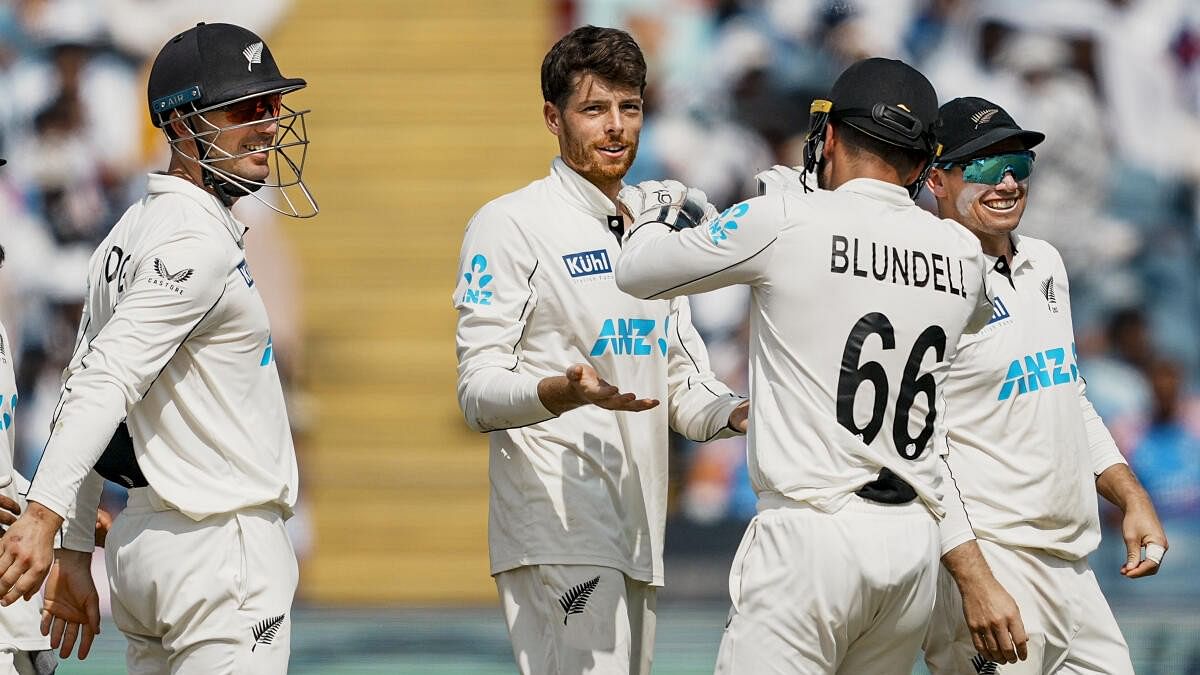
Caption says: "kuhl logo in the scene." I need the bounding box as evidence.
[708,202,749,245]
[559,576,600,625]
[462,254,494,305]
[590,317,669,357]
[998,343,1078,401]
[562,249,612,278]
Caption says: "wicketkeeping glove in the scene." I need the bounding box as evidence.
[754,164,805,196]
[619,179,717,232]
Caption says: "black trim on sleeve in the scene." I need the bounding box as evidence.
[641,238,778,300]
[941,453,978,533]
[507,260,540,363]
[140,285,227,399]
[673,303,721,398]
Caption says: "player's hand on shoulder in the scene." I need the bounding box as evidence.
[618,180,716,232]
[565,364,659,413]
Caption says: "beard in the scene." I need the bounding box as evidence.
[560,122,638,187]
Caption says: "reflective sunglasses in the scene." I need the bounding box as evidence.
[220,93,283,125]
[937,150,1035,185]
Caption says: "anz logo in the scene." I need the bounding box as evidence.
[998,343,1078,401]
[708,202,749,245]
[0,393,16,431]
[590,317,669,357]
[260,335,275,367]
[462,254,494,305]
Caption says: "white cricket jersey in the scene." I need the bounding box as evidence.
[27,173,298,548]
[940,233,1125,561]
[0,323,50,651]
[616,177,993,517]
[454,158,745,586]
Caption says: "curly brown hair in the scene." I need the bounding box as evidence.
[541,26,646,110]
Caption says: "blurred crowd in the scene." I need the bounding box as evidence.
[570,0,1200,596]
[0,0,313,577]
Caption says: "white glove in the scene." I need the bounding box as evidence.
[754,164,804,196]
[618,179,717,232]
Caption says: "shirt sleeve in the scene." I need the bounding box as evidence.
[615,193,786,300]
[27,225,229,519]
[938,454,977,555]
[59,471,103,553]
[664,297,746,442]
[1079,376,1127,475]
[454,203,554,432]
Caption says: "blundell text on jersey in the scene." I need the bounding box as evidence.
[830,234,968,298]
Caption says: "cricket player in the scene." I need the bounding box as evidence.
[617,57,995,674]
[922,97,1167,674]
[0,238,57,675]
[0,22,313,674]
[454,26,747,675]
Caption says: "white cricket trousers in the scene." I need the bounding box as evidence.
[924,538,1133,675]
[105,488,298,675]
[715,493,940,675]
[496,564,657,675]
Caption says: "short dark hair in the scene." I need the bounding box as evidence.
[541,26,646,110]
[836,121,928,178]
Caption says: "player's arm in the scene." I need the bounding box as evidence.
[0,225,228,602]
[662,297,747,442]
[454,206,657,432]
[940,540,1028,665]
[1086,380,1167,579]
[615,183,784,300]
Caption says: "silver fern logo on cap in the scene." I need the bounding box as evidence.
[970,108,1000,128]
[243,41,264,71]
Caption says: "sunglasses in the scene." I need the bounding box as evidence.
[220,94,283,125]
[937,150,1035,185]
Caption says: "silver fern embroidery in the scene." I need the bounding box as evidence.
[558,576,600,625]
[1041,276,1057,304]
[243,41,264,71]
[154,258,194,283]
[971,654,999,674]
[251,614,286,651]
[970,108,999,128]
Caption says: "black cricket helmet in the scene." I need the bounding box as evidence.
[801,57,942,199]
[148,22,316,217]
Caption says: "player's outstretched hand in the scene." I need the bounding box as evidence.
[566,364,659,413]
[0,502,62,606]
[41,549,100,660]
[1119,503,1168,578]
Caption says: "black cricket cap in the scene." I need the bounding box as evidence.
[147,22,306,126]
[828,57,939,152]
[935,97,1044,163]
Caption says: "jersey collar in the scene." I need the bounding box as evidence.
[834,177,914,206]
[550,157,620,218]
[147,173,247,248]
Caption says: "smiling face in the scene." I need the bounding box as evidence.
[929,138,1030,249]
[544,72,642,196]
